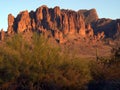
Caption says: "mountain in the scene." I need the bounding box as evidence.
[0,5,119,43]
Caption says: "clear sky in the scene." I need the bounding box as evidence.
[0,0,120,31]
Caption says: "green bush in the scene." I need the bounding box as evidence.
[0,33,91,89]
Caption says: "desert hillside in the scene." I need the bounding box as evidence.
[0,5,120,90]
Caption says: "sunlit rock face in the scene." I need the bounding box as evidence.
[7,14,14,34]
[17,11,31,33]
[6,5,120,43]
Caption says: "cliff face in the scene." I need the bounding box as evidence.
[7,14,14,34]
[6,5,119,43]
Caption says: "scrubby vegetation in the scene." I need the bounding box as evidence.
[88,45,120,90]
[0,33,120,90]
[0,33,91,90]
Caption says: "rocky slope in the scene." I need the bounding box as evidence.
[4,5,109,43]
[0,5,120,44]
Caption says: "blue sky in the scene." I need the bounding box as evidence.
[0,0,120,31]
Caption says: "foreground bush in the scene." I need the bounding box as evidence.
[0,33,91,90]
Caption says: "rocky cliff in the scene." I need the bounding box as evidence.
[5,5,120,43]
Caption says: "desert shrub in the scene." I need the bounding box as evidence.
[2,33,120,90]
[88,46,120,90]
[0,33,92,89]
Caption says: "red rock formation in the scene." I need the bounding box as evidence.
[17,10,31,33]
[53,30,65,43]
[78,15,86,37]
[53,6,62,30]
[54,30,59,39]
[6,6,102,43]
[59,32,65,43]
[117,23,120,32]
[54,6,61,16]
[62,13,69,35]
[7,14,14,34]
[0,29,5,40]
[97,32,105,40]
[31,19,36,31]
[115,19,120,38]
[86,24,94,37]
[6,5,120,43]
[69,14,75,34]
[117,23,120,33]
[36,6,44,22]
[36,5,52,31]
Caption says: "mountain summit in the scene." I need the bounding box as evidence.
[0,5,120,44]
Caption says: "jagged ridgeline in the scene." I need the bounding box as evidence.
[0,5,120,43]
